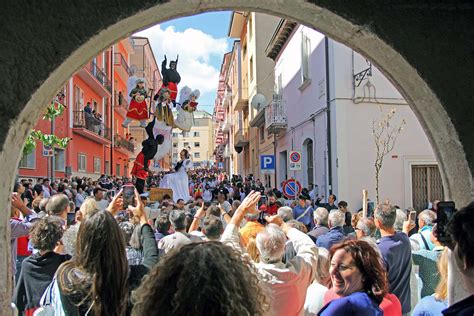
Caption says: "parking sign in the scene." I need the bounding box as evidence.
[260,155,275,174]
[288,151,302,170]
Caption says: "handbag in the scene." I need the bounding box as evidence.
[33,279,55,316]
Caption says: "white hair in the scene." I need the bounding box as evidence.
[419,209,436,226]
[328,210,345,228]
[256,224,286,263]
[313,207,329,225]
[394,209,407,232]
[277,206,293,222]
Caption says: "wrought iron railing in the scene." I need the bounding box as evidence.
[114,53,132,76]
[265,94,287,132]
[73,110,111,140]
[115,134,135,152]
[85,62,112,92]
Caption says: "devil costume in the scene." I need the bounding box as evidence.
[131,118,164,193]
[155,55,180,103]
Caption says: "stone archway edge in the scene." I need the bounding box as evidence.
[2,0,471,311]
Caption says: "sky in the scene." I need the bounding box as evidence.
[134,11,233,113]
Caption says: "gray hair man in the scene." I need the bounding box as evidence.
[221,191,318,316]
[46,194,70,223]
[375,203,412,314]
[410,209,437,251]
[158,210,201,254]
[277,206,294,222]
[315,209,346,250]
[307,207,329,243]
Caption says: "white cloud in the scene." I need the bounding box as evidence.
[134,25,228,102]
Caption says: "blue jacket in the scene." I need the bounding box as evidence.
[293,205,313,226]
[316,226,346,250]
[318,292,383,315]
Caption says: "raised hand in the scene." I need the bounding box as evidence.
[264,215,284,227]
[239,190,261,213]
[106,189,123,216]
[128,188,147,224]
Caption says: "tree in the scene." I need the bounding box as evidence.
[372,107,405,204]
[22,100,71,156]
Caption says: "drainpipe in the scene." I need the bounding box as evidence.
[110,46,115,176]
[325,36,333,195]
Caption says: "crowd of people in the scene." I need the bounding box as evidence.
[9,172,474,315]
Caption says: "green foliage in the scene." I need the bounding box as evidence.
[22,101,71,156]
[43,102,65,120]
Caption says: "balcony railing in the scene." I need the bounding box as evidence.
[234,127,249,147]
[73,110,111,140]
[115,134,135,152]
[114,52,132,76]
[85,62,112,92]
[265,94,288,134]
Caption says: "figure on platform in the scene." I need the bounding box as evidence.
[131,118,164,193]
[174,86,200,132]
[155,55,181,105]
[160,149,192,202]
[152,88,174,161]
[123,78,148,128]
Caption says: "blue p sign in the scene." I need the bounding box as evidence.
[260,155,275,170]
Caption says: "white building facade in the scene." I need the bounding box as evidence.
[267,22,441,211]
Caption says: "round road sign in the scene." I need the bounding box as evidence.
[290,151,301,163]
[282,179,302,199]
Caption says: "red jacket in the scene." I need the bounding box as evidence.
[131,152,149,180]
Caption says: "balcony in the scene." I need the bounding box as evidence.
[265,94,288,134]
[77,62,112,97]
[114,53,132,79]
[234,127,249,148]
[114,91,129,118]
[115,134,135,154]
[233,84,249,111]
[72,110,112,144]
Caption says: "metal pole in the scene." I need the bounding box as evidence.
[273,133,277,189]
[50,117,55,183]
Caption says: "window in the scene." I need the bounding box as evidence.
[116,163,121,177]
[194,152,200,158]
[78,154,87,172]
[194,142,200,147]
[94,157,101,174]
[301,32,311,84]
[172,132,179,137]
[193,132,200,137]
[19,151,35,169]
[54,149,65,171]
[183,132,190,137]
[259,126,265,142]
[248,14,253,41]
[105,161,110,175]
[249,56,254,82]
[411,165,444,211]
[184,142,189,148]
[276,73,283,95]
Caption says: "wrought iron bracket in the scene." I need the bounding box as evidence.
[353,61,373,87]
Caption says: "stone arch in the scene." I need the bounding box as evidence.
[1,0,472,310]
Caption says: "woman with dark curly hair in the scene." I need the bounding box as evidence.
[132,241,269,316]
[318,239,388,315]
[13,216,70,316]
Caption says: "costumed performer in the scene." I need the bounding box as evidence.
[154,55,180,105]
[160,149,192,202]
[131,118,164,193]
[152,88,174,160]
[174,86,200,132]
[123,78,148,128]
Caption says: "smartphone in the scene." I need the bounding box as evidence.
[436,201,456,242]
[67,212,76,226]
[122,184,135,209]
[409,210,417,223]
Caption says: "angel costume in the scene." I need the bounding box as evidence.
[152,90,174,160]
[160,159,192,202]
[174,86,200,132]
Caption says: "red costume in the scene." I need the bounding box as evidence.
[161,82,178,102]
[131,152,149,180]
[127,87,148,120]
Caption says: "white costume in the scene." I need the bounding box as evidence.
[160,159,192,202]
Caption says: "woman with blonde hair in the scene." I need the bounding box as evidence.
[412,248,449,315]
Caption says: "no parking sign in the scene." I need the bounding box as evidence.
[282,179,302,199]
[289,151,302,170]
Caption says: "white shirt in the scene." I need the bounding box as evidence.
[303,282,328,316]
[221,224,318,316]
[95,199,109,211]
[203,190,213,202]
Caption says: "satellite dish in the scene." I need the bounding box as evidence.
[251,94,267,111]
